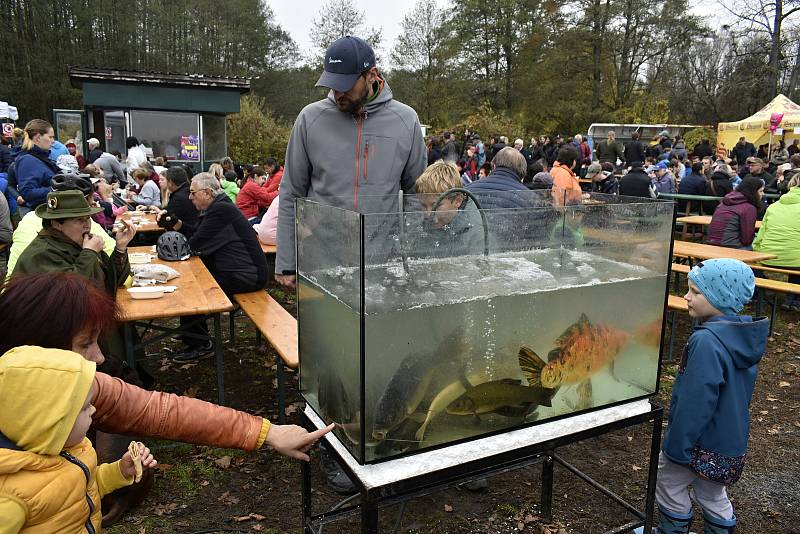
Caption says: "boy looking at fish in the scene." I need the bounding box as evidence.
[645,259,767,534]
[0,346,157,532]
[411,160,484,258]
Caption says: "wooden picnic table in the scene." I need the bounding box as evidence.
[116,211,163,233]
[672,240,776,264]
[676,215,762,229]
[117,246,234,404]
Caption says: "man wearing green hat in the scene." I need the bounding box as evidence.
[13,190,136,296]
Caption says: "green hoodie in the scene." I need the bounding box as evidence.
[220,178,240,203]
[753,186,800,267]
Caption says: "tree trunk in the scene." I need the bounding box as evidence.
[768,0,783,99]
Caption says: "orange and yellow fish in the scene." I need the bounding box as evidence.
[519,313,659,389]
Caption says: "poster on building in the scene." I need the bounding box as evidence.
[180,135,200,160]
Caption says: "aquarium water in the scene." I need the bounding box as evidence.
[299,247,665,462]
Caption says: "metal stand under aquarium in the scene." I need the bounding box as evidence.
[301,399,664,534]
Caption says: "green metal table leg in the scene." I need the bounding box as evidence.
[213,314,225,406]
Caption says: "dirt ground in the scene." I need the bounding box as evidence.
[106,282,800,534]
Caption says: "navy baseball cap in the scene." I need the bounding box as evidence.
[316,36,376,92]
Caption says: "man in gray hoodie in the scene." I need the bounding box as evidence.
[275,35,427,288]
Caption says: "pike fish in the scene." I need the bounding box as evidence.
[518,313,629,389]
[445,378,557,418]
[372,351,438,441]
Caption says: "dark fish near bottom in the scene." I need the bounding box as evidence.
[445,378,558,417]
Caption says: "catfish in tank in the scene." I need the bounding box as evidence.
[445,378,558,418]
[518,313,659,407]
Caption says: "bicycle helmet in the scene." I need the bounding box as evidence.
[157,231,191,261]
[51,173,93,197]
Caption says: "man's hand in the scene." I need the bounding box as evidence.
[275,274,296,289]
[82,233,105,252]
[156,209,168,221]
[120,442,157,479]
[113,219,137,249]
[264,423,334,461]
[16,196,25,206]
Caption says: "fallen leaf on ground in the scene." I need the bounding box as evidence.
[179,363,196,370]
[218,491,240,505]
[153,502,178,516]
[444,503,453,512]
[252,525,264,531]
[215,456,233,469]
[779,381,790,388]
[767,395,779,402]
[760,410,769,415]
[632,464,642,471]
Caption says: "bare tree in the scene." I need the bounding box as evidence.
[719,0,800,99]
[391,0,448,123]
[309,0,381,65]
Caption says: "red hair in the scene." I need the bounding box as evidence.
[0,273,120,355]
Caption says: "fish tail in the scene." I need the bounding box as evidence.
[518,346,547,387]
[633,319,663,347]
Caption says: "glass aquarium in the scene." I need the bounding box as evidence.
[298,189,674,464]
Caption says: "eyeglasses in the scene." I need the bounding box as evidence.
[188,188,210,196]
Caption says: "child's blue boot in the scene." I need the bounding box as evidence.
[632,507,694,534]
[655,506,694,534]
[702,511,736,533]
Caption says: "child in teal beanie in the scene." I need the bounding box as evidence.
[651,259,769,533]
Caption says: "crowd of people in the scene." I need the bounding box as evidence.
[0,32,796,533]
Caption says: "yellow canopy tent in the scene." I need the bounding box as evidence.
[717,94,800,153]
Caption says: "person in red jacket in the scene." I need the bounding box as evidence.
[236,165,278,223]
[262,157,283,199]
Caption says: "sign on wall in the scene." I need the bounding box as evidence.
[180,135,199,160]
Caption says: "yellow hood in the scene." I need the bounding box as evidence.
[0,346,95,455]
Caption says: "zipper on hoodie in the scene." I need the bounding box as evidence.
[354,113,363,211]
[363,141,369,180]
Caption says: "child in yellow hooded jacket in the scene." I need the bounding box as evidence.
[0,346,156,533]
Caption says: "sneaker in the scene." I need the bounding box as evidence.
[320,446,357,495]
[172,341,214,363]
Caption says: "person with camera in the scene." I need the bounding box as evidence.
[155,167,199,238]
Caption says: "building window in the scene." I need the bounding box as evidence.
[130,111,200,161]
[202,114,227,162]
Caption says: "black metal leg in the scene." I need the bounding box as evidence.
[770,294,777,335]
[229,308,235,345]
[668,311,677,362]
[361,493,378,534]
[644,409,664,533]
[213,314,225,405]
[541,454,554,521]
[755,288,764,317]
[124,323,135,368]
[301,457,313,534]
[277,357,286,424]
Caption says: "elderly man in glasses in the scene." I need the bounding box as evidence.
[165,171,268,362]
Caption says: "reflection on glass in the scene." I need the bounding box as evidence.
[130,110,200,161]
[54,112,82,145]
[202,114,226,162]
[104,111,126,156]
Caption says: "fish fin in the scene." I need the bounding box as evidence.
[494,403,534,418]
[555,313,591,345]
[547,347,562,361]
[500,378,522,385]
[518,346,547,387]
[576,379,593,410]
[407,412,427,424]
[539,387,559,407]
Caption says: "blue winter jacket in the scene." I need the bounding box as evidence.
[663,315,768,469]
[14,146,60,208]
[465,167,530,209]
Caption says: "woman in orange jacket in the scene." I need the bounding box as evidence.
[549,145,583,206]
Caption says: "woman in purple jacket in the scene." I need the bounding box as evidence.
[707,177,764,249]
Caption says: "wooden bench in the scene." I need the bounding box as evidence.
[234,290,298,423]
[665,295,689,361]
[670,263,800,335]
